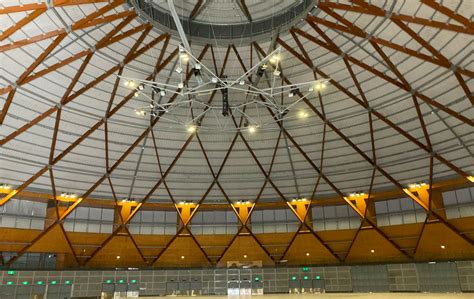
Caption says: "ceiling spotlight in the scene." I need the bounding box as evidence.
[273,70,281,77]
[248,125,257,133]
[195,63,201,70]
[440,245,445,249]
[298,111,308,119]
[315,82,326,91]
[178,82,184,89]
[243,254,248,259]
[269,55,280,64]
[176,66,183,74]
[116,255,121,259]
[134,91,140,97]
[181,255,185,259]
[260,63,268,70]
[239,80,245,85]
[124,80,130,87]
[135,109,146,116]
[180,53,189,62]
[128,81,136,89]
[306,252,310,257]
[160,90,166,97]
[1,184,11,190]
[211,77,218,84]
[138,84,145,91]
[370,249,375,253]
[186,124,196,133]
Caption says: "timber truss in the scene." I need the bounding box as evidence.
[0,0,473,268]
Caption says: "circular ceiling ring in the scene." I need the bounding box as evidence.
[129,0,316,44]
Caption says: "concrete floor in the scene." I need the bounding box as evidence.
[145,294,473,298]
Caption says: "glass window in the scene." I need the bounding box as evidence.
[0,199,46,230]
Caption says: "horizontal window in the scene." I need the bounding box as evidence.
[375,197,425,226]
[312,205,360,231]
[251,209,300,233]
[442,187,474,219]
[191,211,238,235]
[0,199,46,230]
[63,207,114,233]
[128,210,177,235]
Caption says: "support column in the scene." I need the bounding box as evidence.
[346,193,376,227]
[287,198,311,230]
[405,184,446,221]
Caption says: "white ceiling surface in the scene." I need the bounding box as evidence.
[0,1,473,204]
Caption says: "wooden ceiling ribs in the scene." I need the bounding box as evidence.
[274,34,473,246]
[0,22,154,146]
[0,8,46,42]
[349,0,473,104]
[297,23,473,127]
[189,0,204,20]
[83,45,212,266]
[317,1,473,34]
[0,33,66,124]
[0,0,130,96]
[0,31,169,206]
[0,11,136,52]
[0,0,114,14]
[1,0,473,268]
[4,30,174,267]
[277,34,471,180]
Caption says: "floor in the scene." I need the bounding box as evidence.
[147,294,473,298]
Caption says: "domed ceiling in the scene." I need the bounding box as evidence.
[0,0,473,205]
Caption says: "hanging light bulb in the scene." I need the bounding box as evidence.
[298,111,308,119]
[186,124,196,133]
[269,54,280,64]
[180,53,189,63]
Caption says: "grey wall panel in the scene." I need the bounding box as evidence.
[417,262,461,292]
[0,261,472,296]
[387,263,419,292]
[456,260,474,291]
[351,265,389,292]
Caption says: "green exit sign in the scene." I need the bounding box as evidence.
[65,280,71,285]
[316,276,321,280]
[291,276,297,281]
[7,270,15,275]
[303,276,309,280]
[130,279,137,284]
[6,281,14,286]
[105,279,113,284]
[302,267,309,272]
[254,277,260,281]
[118,279,125,284]
[21,281,29,285]
[51,281,57,285]
[37,281,44,285]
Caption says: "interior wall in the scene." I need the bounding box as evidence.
[1,261,473,297]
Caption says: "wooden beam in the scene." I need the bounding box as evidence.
[317,1,473,34]
[0,0,114,14]
[0,8,46,42]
